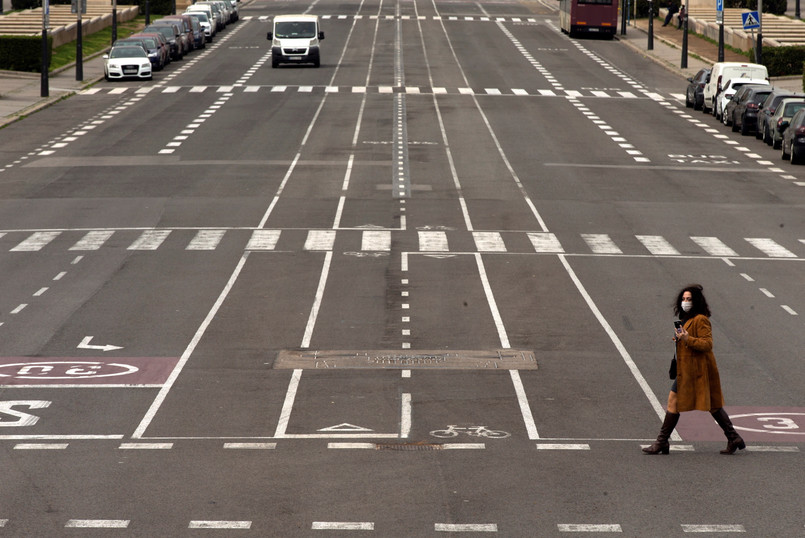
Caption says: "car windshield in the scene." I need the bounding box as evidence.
[146,26,173,38]
[110,47,147,59]
[274,21,316,38]
[189,13,209,22]
[785,103,805,116]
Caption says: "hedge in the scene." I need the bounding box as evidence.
[0,35,52,71]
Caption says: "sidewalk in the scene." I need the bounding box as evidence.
[0,51,107,128]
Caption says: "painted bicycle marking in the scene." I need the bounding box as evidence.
[429,425,510,439]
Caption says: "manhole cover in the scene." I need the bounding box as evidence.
[375,442,443,451]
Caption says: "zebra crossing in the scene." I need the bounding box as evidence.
[244,15,543,23]
[79,85,650,99]
[0,229,803,259]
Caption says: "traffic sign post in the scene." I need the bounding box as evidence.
[716,0,724,61]
[742,9,762,63]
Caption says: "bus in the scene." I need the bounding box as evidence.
[559,0,619,38]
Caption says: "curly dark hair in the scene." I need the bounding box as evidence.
[674,284,711,320]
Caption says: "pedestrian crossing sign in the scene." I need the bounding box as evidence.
[742,11,760,30]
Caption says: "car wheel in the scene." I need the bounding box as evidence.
[731,114,739,131]
[782,140,791,160]
[772,135,781,150]
[792,146,803,164]
[740,118,749,136]
[764,126,772,145]
[694,98,702,111]
[685,93,693,108]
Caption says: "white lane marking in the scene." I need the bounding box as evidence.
[127,230,171,250]
[558,523,621,532]
[186,230,226,250]
[558,255,676,431]
[304,230,336,251]
[511,370,539,439]
[781,305,798,315]
[65,520,129,528]
[70,230,114,250]
[745,237,796,257]
[475,253,510,348]
[224,443,277,449]
[10,304,27,314]
[328,442,375,449]
[301,251,333,348]
[691,236,738,257]
[759,288,775,298]
[435,523,498,532]
[132,254,250,438]
[681,524,745,533]
[10,231,61,251]
[189,521,251,529]
[636,235,680,256]
[537,443,590,450]
[312,522,374,530]
[362,230,391,251]
[746,445,799,452]
[246,230,281,250]
[14,443,69,449]
[333,154,355,227]
[418,231,449,251]
[274,369,302,438]
[400,393,412,438]
[118,443,173,449]
[581,234,622,254]
[473,231,506,252]
[528,232,564,253]
[443,443,486,449]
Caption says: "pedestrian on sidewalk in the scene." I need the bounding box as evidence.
[677,4,686,29]
[643,284,746,455]
[662,1,678,26]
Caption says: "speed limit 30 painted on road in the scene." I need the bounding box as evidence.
[0,357,179,387]
[677,407,805,442]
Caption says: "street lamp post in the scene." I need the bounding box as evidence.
[648,0,654,50]
[40,0,49,97]
[681,0,688,68]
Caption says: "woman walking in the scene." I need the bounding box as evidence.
[643,284,746,455]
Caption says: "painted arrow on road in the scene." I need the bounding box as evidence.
[77,336,124,352]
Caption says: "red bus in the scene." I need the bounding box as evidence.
[559,0,618,38]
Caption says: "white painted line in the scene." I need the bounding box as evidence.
[558,523,622,532]
[484,88,502,95]
[690,236,738,257]
[301,251,333,348]
[10,231,61,251]
[127,230,171,250]
[681,524,745,532]
[271,85,287,92]
[640,444,694,451]
[472,231,506,252]
[746,445,799,452]
[740,273,754,282]
[70,230,114,250]
[162,86,181,93]
[186,230,226,250]
[224,443,277,449]
[118,443,173,449]
[443,443,485,450]
[400,393,412,438]
[189,520,252,529]
[435,523,497,532]
[512,89,528,96]
[581,234,622,254]
[304,230,336,251]
[745,238,796,258]
[636,235,680,256]
[312,522,374,530]
[361,230,391,251]
[328,442,375,449]
[475,253,510,348]
[274,369,302,438]
[246,230,281,250]
[14,443,69,450]
[65,520,129,528]
[537,443,590,450]
[418,231,449,251]
[527,232,564,253]
[33,287,48,296]
[781,305,798,315]
[459,87,474,95]
[0,519,6,527]
[759,288,775,298]
[133,253,251,438]
[511,370,538,439]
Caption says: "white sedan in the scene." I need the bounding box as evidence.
[103,46,152,81]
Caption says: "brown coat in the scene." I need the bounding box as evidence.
[675,314,724,412]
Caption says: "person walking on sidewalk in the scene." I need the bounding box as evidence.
[662,1,678,26]
[677,4,686,29]
[643,284,746,455]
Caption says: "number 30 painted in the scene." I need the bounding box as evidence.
[0,401,51,427]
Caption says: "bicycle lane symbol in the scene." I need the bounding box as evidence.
[430,425,510,439]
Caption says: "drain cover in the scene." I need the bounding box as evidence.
[375,442,443,451]
[274,350,537,370]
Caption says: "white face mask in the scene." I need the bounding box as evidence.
[681,301,692,312]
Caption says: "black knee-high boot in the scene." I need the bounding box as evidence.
[711,408,746,454]
[642,412,680,455]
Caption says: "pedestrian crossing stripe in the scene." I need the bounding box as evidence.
[1,229,803,259]
[80,85,657,99]
[243,15,541,23]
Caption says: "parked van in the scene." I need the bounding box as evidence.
[702,62,768,114]
[266,14,324,68]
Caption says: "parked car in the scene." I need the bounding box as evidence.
[719,81,768,125]
[156,16,194,54]
[781,108,805,163]
[703,61,767,114]
[184,11,214,43]
[133,31,171,68]
[144,23,185,60]
[771,98,805,149]
[187,3,222,33]
[116,35,167,71]
[685,68,710,110]
[161,15,200,52]
[730,85,773,135]
[103,46,152,81]
[757,90,803,144]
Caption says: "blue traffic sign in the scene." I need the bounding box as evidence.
[742,11,760,30]
[716,0,723,11]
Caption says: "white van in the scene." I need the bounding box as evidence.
[266,14,324,68]
[702,62,768,114]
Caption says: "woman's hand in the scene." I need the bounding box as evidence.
[675,327,689,342]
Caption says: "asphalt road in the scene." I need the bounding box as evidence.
[1,0,805,535]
